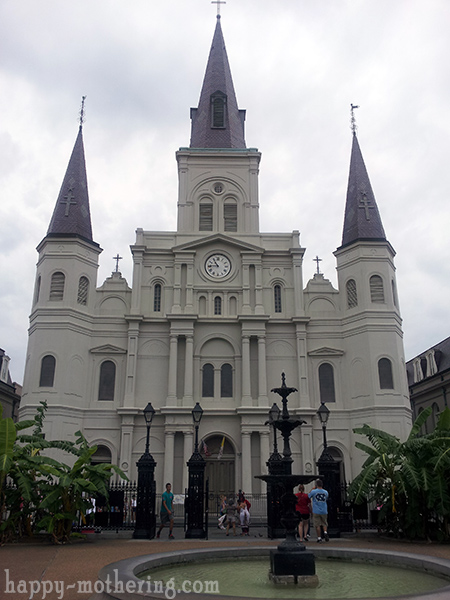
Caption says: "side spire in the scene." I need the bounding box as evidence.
[47,102,94,243]
[340,115,386,249]
[190,16,246,148]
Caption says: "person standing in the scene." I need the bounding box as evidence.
[156,482,174,539]
[295,484,311,541]
[308,479,329,542]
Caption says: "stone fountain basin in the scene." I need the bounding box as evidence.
[89,545,450,600]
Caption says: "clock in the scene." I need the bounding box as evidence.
[205,254,231,278]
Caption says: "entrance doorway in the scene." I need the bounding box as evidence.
[203,435,235,496]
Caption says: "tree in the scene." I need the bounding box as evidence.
[348,407,450,540]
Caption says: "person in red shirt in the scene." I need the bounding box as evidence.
[295,484,311,542]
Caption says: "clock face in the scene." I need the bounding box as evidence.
[205,254,231,278]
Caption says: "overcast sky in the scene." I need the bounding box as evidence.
[1,0,450,384]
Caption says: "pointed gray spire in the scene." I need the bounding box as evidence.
[190,16,246,148]
[47,126,94,243]
[340,133,386,248]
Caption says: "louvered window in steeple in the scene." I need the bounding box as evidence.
[224,203,237,231]
[77,276,89,305]
[49,272,65,301]
[346,279,358,308]
[199,204,213,231]
[370,275,385,303]
[211,93,226,128]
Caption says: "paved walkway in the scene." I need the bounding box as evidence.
[1,527,450,600]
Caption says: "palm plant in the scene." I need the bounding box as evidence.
[349,407,450,540]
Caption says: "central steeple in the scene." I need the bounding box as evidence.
[190,15,246,149]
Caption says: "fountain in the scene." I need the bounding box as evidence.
[256,373,318,585]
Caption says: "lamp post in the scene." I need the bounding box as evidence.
[185,402,206,538]
[133,402,157,539]
[316,402,341,537]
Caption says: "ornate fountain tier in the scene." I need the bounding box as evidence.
[256,374,319,585]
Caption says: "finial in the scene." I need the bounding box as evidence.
[350,103,359,135]
[313,255,322,275]
[113,253,123,273]
[79,96,86,129]
[211,0,226,17]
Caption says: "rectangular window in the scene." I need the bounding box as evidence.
[199,204,213,231]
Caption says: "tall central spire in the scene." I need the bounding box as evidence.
[190,16,246,149]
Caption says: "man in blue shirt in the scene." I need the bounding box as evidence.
[156,482,174,539]
[308,479,329,542]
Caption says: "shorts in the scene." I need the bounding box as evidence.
[298,512,310,521]
[160,512,172,525]
[313,513,328,529]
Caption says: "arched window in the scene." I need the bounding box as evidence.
[49,272,65,301]
[214,296,222,315]
[39,355,56,387]
[224,202,237,232]
[98,360,116,401]
[319,363,336,403]
[211,93,226,128]
[378,358,394,389]
[34,276,41,305]
[221,363,233,397]
[202,363,214,397]
[77,276,89,305]
[199,203,213,231]
[274,285,282,313]
[154,283,162,312]
[346,279,358,308]
[370,275,385,303]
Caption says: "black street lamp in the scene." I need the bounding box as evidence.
[133,402,157,539]
[185,402,206,538]
[315,402,341,537]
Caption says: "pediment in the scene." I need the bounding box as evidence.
[173,233,264,254]
[90,344,127,355]
[308,347,344,357]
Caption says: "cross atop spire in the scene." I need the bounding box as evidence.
[79,96,86,130]
[211,0,226,17]
[350,103,359,135]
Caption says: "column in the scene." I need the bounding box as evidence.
[241,335,252,406]
[242,264,251,314]
[291,248,304,316]
[172,262,182,314]
[257,334,268,406]
[182,430,194,492]
[118,415,135,480]
[185,261,194,312]
[296,328,309,406]
[167,334,178,407]
[163,430,175,487]
[241,431,252,494]
[124,320,141,407]
[259,430,270,476]
[184,335,194,404]
[130,249,143,315]
[254,262,264,315]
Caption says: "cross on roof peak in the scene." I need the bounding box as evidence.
[211,0,226,17]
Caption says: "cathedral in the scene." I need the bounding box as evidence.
[20,15,412,495]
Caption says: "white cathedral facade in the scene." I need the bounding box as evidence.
[20,16,412,495]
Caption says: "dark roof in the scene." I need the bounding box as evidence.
[339,133,386,249]
[47,126,94,243]
[406,336,450,386]
[190,16,246,149]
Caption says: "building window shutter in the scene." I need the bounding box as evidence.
[221,363,233,397]
[98,360,116,401]
[199,204,213,231]
[39,355,56,387]
[49,272,65,301]
[274,285,282,313]
[319,363,336,403]
[154,283,161,312]
[77,276,89,305]
[346,279,358,308]
[211,95,226,128]
[378,358,394,389]
[370,275,385,303]
[202,363,214,397]
[224,204,237,231]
